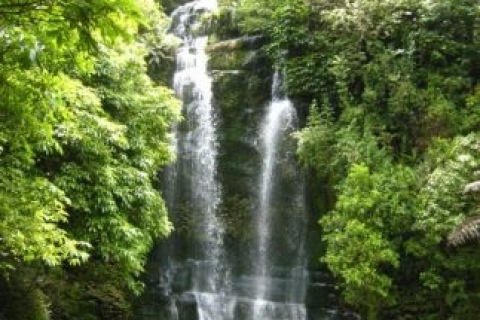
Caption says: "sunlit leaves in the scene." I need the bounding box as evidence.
[0,0,180,312]
[0,169,89,270]
[92,42,181,171]
[323,219,398,307]
[320,162,417,314]
[253,0,480,317]
[39,21,180,294]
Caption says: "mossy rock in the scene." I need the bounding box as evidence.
[161,0,192,15]
[147,53,176,87]
[209,51,250,71]
[214,68,270,194]
[207,35,265,52]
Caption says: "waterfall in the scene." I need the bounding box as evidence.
[250,70,308,319]
[256,71,296,294]
[170,0,230,318]
[138,3,313,319]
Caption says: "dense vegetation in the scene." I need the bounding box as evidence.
[222,0,480,318]
[2,0,479,319]
[0,0,180,319]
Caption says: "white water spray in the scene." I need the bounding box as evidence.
[171,1,230,318]
[252,70,307,319]
[162,3,308,318]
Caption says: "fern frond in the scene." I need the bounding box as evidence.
[464,181,480,193]
[447,216,480,247]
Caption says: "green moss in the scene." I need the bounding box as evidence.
[209,50,249,71]
[206,30,273,245]
[219,195,253,242]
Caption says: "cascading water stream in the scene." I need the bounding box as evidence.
[170,0,230,318]
[255,71,294,298]
[140,4,312,318]
[251,70,308,319]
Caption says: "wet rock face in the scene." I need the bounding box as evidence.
[136,5,357,319]
[211,36,273,220]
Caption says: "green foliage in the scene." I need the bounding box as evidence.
[323,219,397,319]
[2,287,51,320]
[0,169,89,270]
[413,135,480,249]
[321,163,417,318]
[306,131,480,318]
[402,135,480,318]
[295,102,336,177]
[222,0,276,35]
[0,0,180,318]
[0,0,479,318]
[296,101,390,181]
[288,0,480,317]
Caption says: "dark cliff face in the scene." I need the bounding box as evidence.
[210,36,273,248]
[136,7,355,318]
